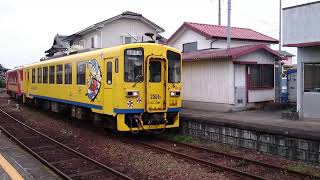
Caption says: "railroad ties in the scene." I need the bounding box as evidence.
[0,109,133,180]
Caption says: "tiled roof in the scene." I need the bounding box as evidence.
[182,44,282,61]
[167,22,279,44]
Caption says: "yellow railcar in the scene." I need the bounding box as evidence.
[22,43,182,132]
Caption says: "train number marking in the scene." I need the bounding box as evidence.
[150,94,160,99]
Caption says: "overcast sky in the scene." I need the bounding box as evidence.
[0,0,317,69]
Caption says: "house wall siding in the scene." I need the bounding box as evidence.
[297,46,320,119]
[74,18,158,48]
[182,60,233,104]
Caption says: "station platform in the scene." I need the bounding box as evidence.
[181,108,320,141]
[0,132,61,180]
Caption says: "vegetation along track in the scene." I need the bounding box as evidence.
[134,137,319,180]
[0,108,134,180]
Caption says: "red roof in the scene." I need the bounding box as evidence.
[167,22,279,44]
[182,44,282,61]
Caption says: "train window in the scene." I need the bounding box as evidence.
[167,50,181,83]
[124,48,143,82]
[37,67,42,83]
[43,67,48,83]
[49,66,55,84]
[77,62,86,85]
[65,63,72,84]
[107,62,112,85]
[32,68,35,83]
[56,65,63,84]
[149,61,161,82]
[115,58,119,73]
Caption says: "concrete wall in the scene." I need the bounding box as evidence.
[236,50,276,103]
[168,28,269,51]
[74,18,158,48]
[283,2,320,45]
[297,46,320,119]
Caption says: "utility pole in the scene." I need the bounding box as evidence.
[279,0,282,51]
[218,0,221,25]
[227,0,231,49]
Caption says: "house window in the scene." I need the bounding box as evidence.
[65,63,72,84]
[183,42,197,53]
[32,68,35,83]
[91,37,95,48]
[56,65,63,84]
[70,40,74,47]
[250,64,274,89]
[77,62,86,85]
[79,40,85,48]
[304,63,320,92]
[49,66,55,84]
[106,62,112,85]
[43,67,48,83]
[37,67,42,83]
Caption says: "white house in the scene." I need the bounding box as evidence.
[45,11,165,57]
[283,1,320,119]
[167,22,281,112]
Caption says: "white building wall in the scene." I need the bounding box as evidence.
[75,18,158,48]
[182,60,233,104]
[297,47,320,118]
[283,2,320,45]
[168,28,270,51]
[236,50,276,102]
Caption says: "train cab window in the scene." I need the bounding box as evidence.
[49,66,55,84]
[65,63,72,84]
[107,62,112,85]
[43,67,48,83]
[77,62,86,85]
[149,61,161,82]
[124,48,143,82]
[32,68,35,83]
[167,50,181,83]
[56,65,63,84]
[37,67,42,83]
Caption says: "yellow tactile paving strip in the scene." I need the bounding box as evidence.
[0,153,24,180]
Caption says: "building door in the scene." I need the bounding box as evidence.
[146,58,166,112]
[234,65,247,109]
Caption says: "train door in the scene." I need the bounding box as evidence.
[104,58,113,113]
[25,69,30,96]
[146,58,166,112]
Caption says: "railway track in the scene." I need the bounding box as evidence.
[0,108,134,180]
[135,138,319,180]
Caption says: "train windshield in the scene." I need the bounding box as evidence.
[124,48,144,82]
[167,50,181,83]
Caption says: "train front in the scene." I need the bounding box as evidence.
[116,43,182,132]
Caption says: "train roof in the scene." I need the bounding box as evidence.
[22,43,181,68]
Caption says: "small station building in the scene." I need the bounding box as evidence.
[167,22,281,112]
[283,1,320,119]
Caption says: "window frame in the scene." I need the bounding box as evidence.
[43,66,48,84]
[77,62,86,85]
[64,63,72,84]
[124,48,144,82]
[106,62,112,85]
[183,42,198,53]
[32,68,35,83]
[56,64,63,84]
[304,63,320,93]
[249,64,274,89]
[37,67,42,83]
[49,66,55,84]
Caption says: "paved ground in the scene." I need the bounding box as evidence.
[0,132,61,180]
[181,108,320,141]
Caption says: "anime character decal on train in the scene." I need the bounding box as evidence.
[86,59,102,101]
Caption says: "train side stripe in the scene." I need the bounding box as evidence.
[29,94,103,110]
[167,108,181,112]
[113,108,144,114]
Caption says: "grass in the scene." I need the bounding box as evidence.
[287,163,320,176]
[173,135,195,143]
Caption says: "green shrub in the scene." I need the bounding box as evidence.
[0,79,5,88]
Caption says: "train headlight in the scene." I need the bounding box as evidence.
[127,90,139,97]
[170,91,181,97]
